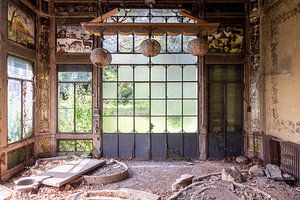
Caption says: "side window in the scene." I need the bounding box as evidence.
[57,65,93,133]
[7,56,34,143]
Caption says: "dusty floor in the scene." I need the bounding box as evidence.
[2,160,300,200]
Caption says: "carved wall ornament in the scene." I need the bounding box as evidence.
[269,2,300,135]
[38,17,50,133]
[54,3,97,16]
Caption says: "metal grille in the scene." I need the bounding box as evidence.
[281,141,300,185]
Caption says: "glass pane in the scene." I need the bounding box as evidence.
[226,83,242,133]
[135,66,149,81]
[23,81,33,138]
[75,83,92,132]
[183,36,197,53]
[112,54,148,64]
[119,34,133,52]
[134,17,150,23]
[8,80,22,143]
[167,17,181,23]
[183,65,197,81]
[103,100,117,116]
[58,140,76,152]
[8,56,33,80]
[118,66,133,81]
[151,17,166,23]
[167,117,182,133]
[58,109,74,132]
[135,100,149,115]
[183,100,197,115]
[135,117,149,133]
[183,117,197,133]
[134,35,149,53]
[58,72,92,82]
[167,35,182,52]
[167,65,182,81]
[103,117,117,133]
[152,54,197,64]
[103,83,117,98]
[153,35,166,53]
[58,83,74,109]
[151,66,166,81]
[151,117,166,133]
[103,66,117,81]
[167,83,182,98]
[119,117,133,133]
[151,100,165,115]
[118,100,133,115]
[151,83,165,98]
[208,83,224,134]
[76,140,93,151]
[167,100,182,115]
[103,35,117,53]
[183,83,197,98]
[135,83,149,98]
[118,82,133,99]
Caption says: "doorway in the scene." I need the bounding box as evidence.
[208,64,243,158]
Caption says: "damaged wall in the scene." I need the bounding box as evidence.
[262,0,300,144]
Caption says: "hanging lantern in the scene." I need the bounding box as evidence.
[140,39,161,57]
[90,47,112,67]
[187,38,209,56]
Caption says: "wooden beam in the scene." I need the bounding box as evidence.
[81,22,219,36]
[179,10,207,24]
[91,8,120,23]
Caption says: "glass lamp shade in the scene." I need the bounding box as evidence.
[187,38,209,56]
[140,39,161,57]
[90,47,112,67]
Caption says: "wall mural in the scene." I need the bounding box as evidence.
[270,2,300,135]
[57,26,93,53]
[208,25,243,54]
[8,3,35,49]
[54,3,97,16]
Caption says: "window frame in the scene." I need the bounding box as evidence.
[102,64,199,134]
[56,65,93,134]
[7,55,35,144]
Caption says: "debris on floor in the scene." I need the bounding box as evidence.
[168,173,274,200]
[62,188,161,200]
[2,160,300,200]
[264,164,295,181]
[221,166,244,183]
[171,174,194,191]
[0,185,13,200]
[83,159,129,184]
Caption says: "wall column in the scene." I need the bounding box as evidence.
[0,0,8,178]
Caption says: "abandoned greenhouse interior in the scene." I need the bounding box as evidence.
[0,0,300,199]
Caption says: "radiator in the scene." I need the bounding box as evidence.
[280,141,300,185]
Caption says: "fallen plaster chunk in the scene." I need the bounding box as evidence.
[0,185,13,200]
[248,165,265,177]
[171,174,194,191]
[264,164,295,181]
[62,188,161,200]
[221,166,244,183]
[235,156,249,164]
[40,159,105,187]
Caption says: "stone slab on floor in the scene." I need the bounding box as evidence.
[0,185,13,200]
[40,159,105,187]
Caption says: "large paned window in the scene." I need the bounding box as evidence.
[57,65,93,133]
[7,56,34,143]
[102,65,198,134]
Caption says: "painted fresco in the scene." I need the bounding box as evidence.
[8,3,35,49]
[208,26,243,54]
[57,26,93,53]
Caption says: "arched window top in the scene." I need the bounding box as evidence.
[105,9,196,23]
